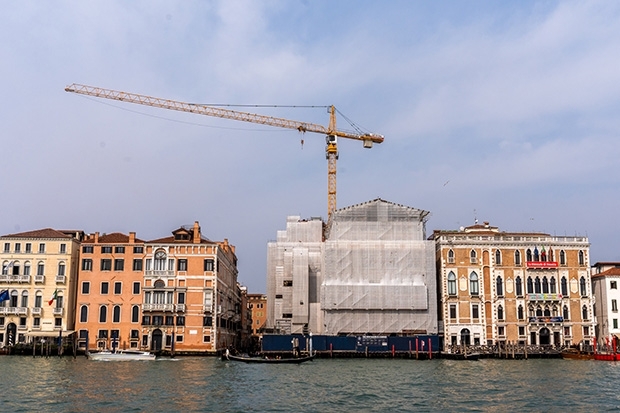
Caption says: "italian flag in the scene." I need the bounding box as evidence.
[48,289,58,306]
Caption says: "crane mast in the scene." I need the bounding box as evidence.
[65,83,383,221]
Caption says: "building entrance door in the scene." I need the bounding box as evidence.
[151,329,163,351]
[539,327,551,345]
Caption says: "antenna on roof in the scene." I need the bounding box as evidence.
[474,209,478,225]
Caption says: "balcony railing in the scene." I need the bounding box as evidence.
[0,275,31,283]
[528,316,564,323]
[53,307,64,316]
[55,275,66,283]
[145,270,175,277]
[35,275,45,283]
[527,293,563,301]
[142,303,175,312]
[32,307,42,315]
[176,304,185,312]
[0,307,28,315]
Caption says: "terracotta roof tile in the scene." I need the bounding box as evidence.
[592,267,620,278]
[1,228,73,239]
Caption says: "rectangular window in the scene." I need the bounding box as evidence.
[178,292,185,304]
[133,246,144,254]
[204,259,214,271]
[583,326,589,336]
[142,316,151,325]
[176,316,185,326]
[133,259,143,271]
[178,259,188,271]
[3,243,9,253]
[449,304,457,319]
[82,282,90,294]
[82,259,92,271]
[275,294,283,299]
[613,300,618,312]
[14,243,21,253]
[614,319,619,329]
[165,316,174,326]
[35,295,42,308]
[100,259,112,271]
[283,280,293,287]
[101,246,112,254]
[55,318,62,327]
[176,335,183,342]
[131,329,140,339]
[472,304,479,319]
[203,316,213,327]
[203,335,211,343]
[133,282,140,294]
[612,281,618,290]
[60,244,66,254]
[101,282,109,295]
[33,317,40,327]
[114,259,124,271]
[98,330,108,339]
[19,317,26,327]
[115,246,125,254]
[142,335,148,346]
[37,263,44,276]
[114,282,122,295]
[25,243,31,253]
[39,243,45,253]
[82,246,93,253]
[519,326,525,336]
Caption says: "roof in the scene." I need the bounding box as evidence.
[82,232,144,244]
[333,198,431,221]
[592,267,620,278]
[1,228,74,239]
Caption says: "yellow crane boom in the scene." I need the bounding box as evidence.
[65,83,384,220]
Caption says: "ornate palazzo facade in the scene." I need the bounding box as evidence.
[433,222,594,349]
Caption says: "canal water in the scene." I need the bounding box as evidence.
[1,356,619,412]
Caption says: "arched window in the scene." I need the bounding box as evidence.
[563,305,569,320]
[542,277,549,294]
[533,247,540,261]
[23,261,31,276]
[534,277,541,294]
[515,276,523,297]
[10,290,18,307]
[80,305,88,323]
[447,249,455,263]
[460,328,471,346]
[20,291,28,308]
[550,277,557,294]
[579,250,585,266]
[470,250,477,264]
[515,250,521,266]
[132,305,140,323]
[561,277,568,296]
[497,305,504,320]
[469,272,479,295]
[552,305,558,317]
[541,248,547,262]
[113,305,121,323]
[35,291,43,308]
[582,305,588,320]
[526,249,532,262]
[37,262,45,276]
[154,250,167,271]
[99,306,107,323]
[518,305,524,320]
[527,277,534,294]
[495,250,502,265]
[496,276,503,297]
[58,262,65,276]
[548,248,554,262]
[543,306,551,317]
[560,250,566,265]
[447,271,457,295]
[580,277,587,296]
[536,306,543,317]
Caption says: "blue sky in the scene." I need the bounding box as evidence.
[2,1,620,293]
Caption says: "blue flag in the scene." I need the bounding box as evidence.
[0,290,9,302]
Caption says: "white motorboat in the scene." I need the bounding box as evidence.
[87,349,156,361]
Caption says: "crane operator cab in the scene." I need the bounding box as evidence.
[325,135,339,159]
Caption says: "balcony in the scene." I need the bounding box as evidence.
[55,275,66,283]
[527,293,563,302]
[176,304,185,312]
[32,307,42,315]
[145,270,175,277]
[0,275,31,283]
[0,307,28,316]
[528,316,563,323]
[53,307,64,316]
[35,275,45,283]
[142,303,175,312]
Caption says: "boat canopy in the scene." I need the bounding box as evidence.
[25,330,75,337]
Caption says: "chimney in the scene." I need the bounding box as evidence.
[193,221,201,244]
[94,232,99,243]
[129,232,136,244]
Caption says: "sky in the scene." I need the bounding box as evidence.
[2,1,620,293]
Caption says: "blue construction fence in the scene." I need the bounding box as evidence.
[262,334,440,354]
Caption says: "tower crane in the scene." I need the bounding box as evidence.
[64,83,384,221]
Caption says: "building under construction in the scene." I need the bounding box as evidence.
[267,198,438,337]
